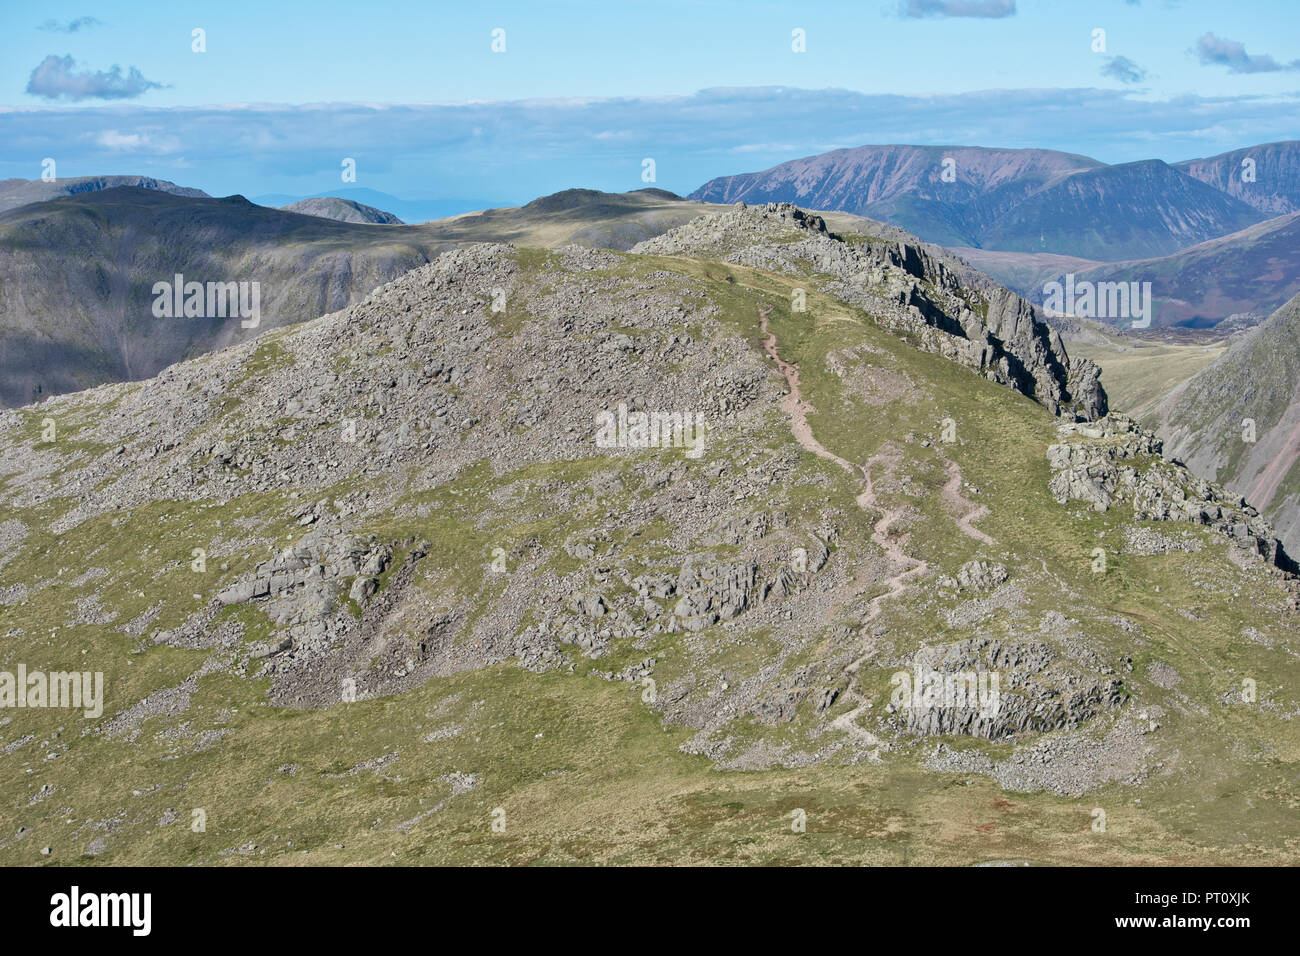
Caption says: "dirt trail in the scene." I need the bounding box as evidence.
[758,307,926,605]
[759,307,999,753]
[760,306,930,756]
[942,460,995,545]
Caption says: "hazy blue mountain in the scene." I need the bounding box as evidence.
[280,196,404,224]
[691,144,1269,261]
[975,159,1264,260]
[959,212,1300,330]
[1175,140,1300,218]
[0,175,209,214]
[251,188,507,223]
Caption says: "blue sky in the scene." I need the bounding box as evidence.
[2,0,1298,205]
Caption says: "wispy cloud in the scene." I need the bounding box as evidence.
[95,129,180,153]
[3,87,1295,200]
[26,55,166,101]
[1194,33,1300,74]
[1102,55,1149,84]
[37,17,103,33]
[900,0,1016,18]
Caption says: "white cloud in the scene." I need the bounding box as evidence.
[94,128,180,153]
[5,86,1296,199]
[27,55,166,102]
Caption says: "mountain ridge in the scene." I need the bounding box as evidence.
[1175,140,1300,217]
[1152,291,1300,558]
[1,212,1295,864]
[690,142,1279,261]
[280,196,404,224]
[0,185,991,408]
[0,175,209,214]
[959,211,1300,329]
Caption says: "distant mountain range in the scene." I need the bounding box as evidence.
[280,196,404,224]
[0,188,452,406]
[959,212,1300,329]
[0,178,491,225]
[0,139,1294,406]
[0,175,208,214]
[1175,141,1300,217]
[0,185,723,406]
[250,188,504,224]
[691,141,1299,262]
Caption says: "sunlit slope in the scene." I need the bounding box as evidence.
[0,230,1294,865]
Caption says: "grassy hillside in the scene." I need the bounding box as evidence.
[0,236,1295,866]
[1068,332,1229,421]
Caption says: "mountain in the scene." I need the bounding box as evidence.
[1151,292,1300,559]
[1176,141,1300,218]
[0,175,208,214]
[0,187,454,407]
[959,212,1300,329]
[422,187,716,249]
[2,204,1294,865]
[950,248,1104,300]
[251,188,502,224]
[690,145,1102,247]
[0,185,780,406]
[631,202,1104,420]
[976,160,1265,261]
[691,145,1268,261]
[280,196,404,224]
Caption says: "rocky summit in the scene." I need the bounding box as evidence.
[634,202,1106,420]
[0,205,1296,866]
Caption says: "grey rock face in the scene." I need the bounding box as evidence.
[215,525,394,657]
[884,637,1124,741]
[1047,415,1287,569]
[634,202,1106,421]
[957,561,1008,590]
[673,559,758,631]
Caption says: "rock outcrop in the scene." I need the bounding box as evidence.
[957,560,1008,590]
[1047,415,1290,569]
[634,202,1106,421]
[883,637,1124,741]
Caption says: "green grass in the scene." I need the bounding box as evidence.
[1,247,1296,865]
[1070,335,1226,420]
